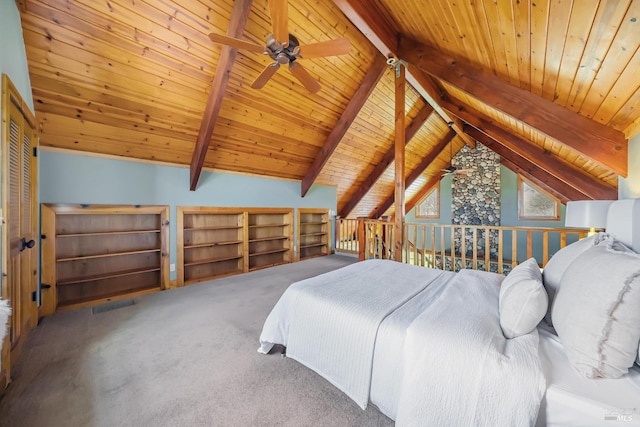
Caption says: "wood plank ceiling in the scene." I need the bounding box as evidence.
[18,0,638,218]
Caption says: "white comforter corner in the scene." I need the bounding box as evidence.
[395,269,546,427]
[258,259,449,409]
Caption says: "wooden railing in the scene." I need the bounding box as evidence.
[336,218,589,274]
[335,217,359,254]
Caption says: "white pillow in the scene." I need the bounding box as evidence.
[542,233,606,325]
[499,258,548,339]
[552,239,640,378]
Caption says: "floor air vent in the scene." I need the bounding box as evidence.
[92,299,135,314]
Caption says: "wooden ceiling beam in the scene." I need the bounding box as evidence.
[300,55,388,197]
[332,0,475,147]
[339,103,433,218]
[189,0,253,191]
[398,36,628,177]
[464,125,591,202]
[372,128,455,218]
[439,97,618,200]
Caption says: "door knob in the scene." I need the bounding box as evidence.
[20,238,35,252]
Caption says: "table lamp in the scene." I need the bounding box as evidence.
[564,200,614,236]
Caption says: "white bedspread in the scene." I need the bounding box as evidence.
[395,269,546,427]
[259,259,448,409]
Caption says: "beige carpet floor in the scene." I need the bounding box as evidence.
[0,255,393,427]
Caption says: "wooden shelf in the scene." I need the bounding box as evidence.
[57,248,161,262]
[184,240,242,249]
[300,232,326,237]
[41,204,170,315]
[57,229,161,238]
[249,236,288,243]
[297,209,330,261]
[57,267,162,286]
[300,242,328,249]
[184,225,243,231]
[249,248,290,257]
[184,255,244,267]
[178,207,293,285]
[248,223,289,228]
[57,285,160,311]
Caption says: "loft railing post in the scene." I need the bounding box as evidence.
[357,217,366,261]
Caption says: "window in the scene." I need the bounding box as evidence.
[518,176,560,220]
[415,185,439,219]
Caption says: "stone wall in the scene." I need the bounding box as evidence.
[450,143,501,263]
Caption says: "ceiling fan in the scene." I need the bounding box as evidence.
[442,140,474,177]
[208,0,352,94]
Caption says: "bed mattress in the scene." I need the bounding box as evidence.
[369,291,640,426]
[536,324,640,426]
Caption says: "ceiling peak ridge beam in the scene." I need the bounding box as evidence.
[339,103,433,218]
[464,125,591,203]
[398,36,628,178]
[189,0,253,191]
[372,128,456,219]
[439,97,617,200]
[332,0,475,148]
[300,55,388,197]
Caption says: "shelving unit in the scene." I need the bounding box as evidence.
[178,207,293,284]
[248,209,293,271]
[177,207,246,285]
[297,208,330,260]
[40,204,170,314]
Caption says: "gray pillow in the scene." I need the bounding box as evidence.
[551,239,640,378]
[542,233,606,325]
[499,258,548,339]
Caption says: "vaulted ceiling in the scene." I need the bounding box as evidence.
[18,0,638,217]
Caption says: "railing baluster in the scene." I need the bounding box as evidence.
[543,231,549,265]
[484,227,490,272]
[498,229,504,274]
[450,226,455,271]
[472,227,478,270]
[527,230,533,260]
[461,226,467,270]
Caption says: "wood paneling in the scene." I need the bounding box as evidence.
[18,0,637,215]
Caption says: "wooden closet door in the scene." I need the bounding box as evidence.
[5,99,38,350]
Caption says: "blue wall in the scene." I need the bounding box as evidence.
[39,150,337,280]
[0,0,34,111]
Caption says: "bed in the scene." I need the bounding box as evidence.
[259,199,640,426]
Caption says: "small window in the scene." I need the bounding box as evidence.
[518,176,560,220]
[416,185,439,219]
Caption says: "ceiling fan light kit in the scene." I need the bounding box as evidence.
[208,0,351,93]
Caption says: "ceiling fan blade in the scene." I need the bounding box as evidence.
[208,33,265,53]
[288,62,321,94]
[251,63,280,89]
[298,38,351,58]
[268,0,289,46]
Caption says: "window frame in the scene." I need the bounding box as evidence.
[415,183,440,219]
[517,175,561,221]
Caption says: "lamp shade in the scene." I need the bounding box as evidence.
[564,200,614,229]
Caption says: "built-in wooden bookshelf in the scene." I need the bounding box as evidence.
[248,209,293,271]
[177,207,293,285]
[297,208,330,260]
[178,207,246,285]
[40,204,170,314]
